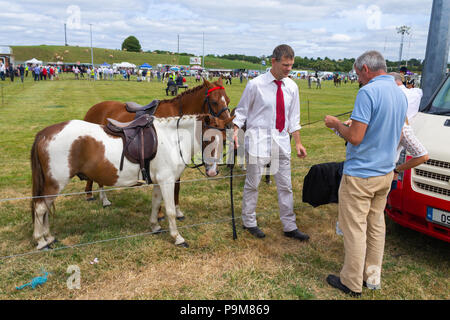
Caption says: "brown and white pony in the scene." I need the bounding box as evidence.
[30,114,235,250]
[83,78,231,220]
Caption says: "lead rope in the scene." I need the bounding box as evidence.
[176,98,206,174]
[230,162,237,240]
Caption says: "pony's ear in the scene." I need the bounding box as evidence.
[203,78,210,86]
[217,77,223,85]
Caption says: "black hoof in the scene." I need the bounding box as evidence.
[176,216,185,221]
[86,197,95,201]
[40,245,53,251]
[157,216,165,222]
[177,242,189,248]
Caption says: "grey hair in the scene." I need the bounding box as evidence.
[272,44,295,61]
[388,72,403,83]
[354,50,387,72]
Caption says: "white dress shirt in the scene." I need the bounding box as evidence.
[399,85,423,121]
[233,71,301,158]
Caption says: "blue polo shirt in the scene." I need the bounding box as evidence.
[344,75,407,178]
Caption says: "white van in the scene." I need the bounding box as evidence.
[386,74,450,242]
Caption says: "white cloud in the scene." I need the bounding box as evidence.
[311,28,327,34]
[330,34,351,42]
[0,0,436,60]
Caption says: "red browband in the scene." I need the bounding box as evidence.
[207,86,225,96]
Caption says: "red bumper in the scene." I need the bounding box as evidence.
[386,170,450,243]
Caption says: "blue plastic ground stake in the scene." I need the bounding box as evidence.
[16,272,49,290]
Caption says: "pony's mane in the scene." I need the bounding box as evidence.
[158,80,222,104]
[153,114,207,124]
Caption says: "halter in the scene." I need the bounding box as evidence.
[204,86,229,118]
[176,84,230,172]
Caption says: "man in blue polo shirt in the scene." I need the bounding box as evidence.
[323,50,407,297]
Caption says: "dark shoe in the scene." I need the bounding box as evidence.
[284,229,310,241]
[326,274,361,297]
[243,226,265,238]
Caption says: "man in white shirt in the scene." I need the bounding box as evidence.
[0,62,5,81]
[389,72,423,121]
[232,44,309,241]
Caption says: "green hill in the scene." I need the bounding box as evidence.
[11,45,264,70]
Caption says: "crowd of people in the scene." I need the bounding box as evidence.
[0,62,62,82]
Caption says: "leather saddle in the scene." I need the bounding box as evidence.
[104,114,158,184]
[125,100,160,119]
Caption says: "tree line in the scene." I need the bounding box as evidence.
[122,35,426,73]
[208,54,424,72]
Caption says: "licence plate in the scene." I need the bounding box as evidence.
[426,207,450,228]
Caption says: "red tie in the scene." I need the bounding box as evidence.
[274,80,285,132]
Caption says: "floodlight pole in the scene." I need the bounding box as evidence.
[90,24,94,68]
[202,32,205,69]
[396,25,411,67]
[64,23,68,46]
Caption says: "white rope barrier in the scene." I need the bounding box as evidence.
[0,164,323,203]
[0,205,313,261]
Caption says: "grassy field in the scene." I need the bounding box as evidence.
[0,74,448,300]
[11,45,265,70]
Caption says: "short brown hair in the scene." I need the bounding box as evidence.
[272,44,295,61]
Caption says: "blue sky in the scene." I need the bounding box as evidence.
[0,0,436,61]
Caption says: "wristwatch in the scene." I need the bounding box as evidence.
[393,168,400,174]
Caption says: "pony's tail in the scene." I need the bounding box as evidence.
[30,134,45,225]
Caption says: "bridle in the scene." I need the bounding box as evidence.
[203,86,230,119]
[176,85,230,172]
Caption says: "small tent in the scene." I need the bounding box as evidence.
[139,63,152,69]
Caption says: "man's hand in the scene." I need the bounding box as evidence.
[296,143,307,158]
[324,115,340,129]
[324,116,367,146]
[291,130,306,158]
[233,124,239,149]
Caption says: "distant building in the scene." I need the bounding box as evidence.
[0,46,14,68]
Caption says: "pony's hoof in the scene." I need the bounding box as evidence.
[176,216,185,221]
[157,216,165,222]
[46,236,57,246]
[39,244,53,251]
[102,202,112,208]
[86,197,95,201]
[177,242,189,248]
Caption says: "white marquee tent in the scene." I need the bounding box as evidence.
[115,62,136,68]
[25,58,43,65]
